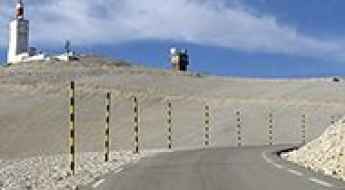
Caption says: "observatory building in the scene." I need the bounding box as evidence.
[170,48,189,72]
[7,0,29,63]
[7,0,46,64]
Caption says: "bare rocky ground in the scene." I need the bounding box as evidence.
[1,55,345,189]
[0,151,151,190]
[283,118,345,181]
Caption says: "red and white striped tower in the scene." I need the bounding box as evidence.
[16,0,24,19]
[7,0,30,64]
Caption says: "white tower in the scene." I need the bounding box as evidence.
[7,0,29,64]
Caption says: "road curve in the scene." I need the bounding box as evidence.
[84,146,345,190]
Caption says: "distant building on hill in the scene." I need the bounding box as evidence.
[52,40,79,61]
[7,0,47,64]
[7,0,78,64]
[170,48,189,72]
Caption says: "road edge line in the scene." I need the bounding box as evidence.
[309,177,333,188]
[92,179,105,188]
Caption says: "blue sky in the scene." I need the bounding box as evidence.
[1,0,345,78]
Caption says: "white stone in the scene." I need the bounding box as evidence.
[284,116,345,180]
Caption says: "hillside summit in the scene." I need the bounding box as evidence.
[1,55,344,101]
[1,56,345,188]
[0,55,344,158]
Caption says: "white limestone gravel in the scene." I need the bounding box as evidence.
[0,151,153,190]
[283,117,345,180]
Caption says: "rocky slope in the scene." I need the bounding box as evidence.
[0,56,345,158]
[1,55,345,188]
[284,118,345,180]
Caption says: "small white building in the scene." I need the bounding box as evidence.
[170,48,190,71]
[53,52,79,62]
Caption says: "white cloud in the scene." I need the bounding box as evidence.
[1,0,345,60]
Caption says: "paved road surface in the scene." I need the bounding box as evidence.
[84,146,345,190]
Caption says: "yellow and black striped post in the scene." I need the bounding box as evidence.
[268,113,273,146]
[236,111,242,147]
[331,115,335,125]
[167,101,173,149]
[69,81,76,175]
[301,114,307,145]
[105,92,111,162]
[204,104,210,147]
[133,96,140,154]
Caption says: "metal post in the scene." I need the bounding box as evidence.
[69,81,76,175]
[133,97,139,154]
[268,113,273,146]
[204,104,210,147]
[236,111,242,147]
[167,101,173,149]
[331,115,335,125]
[301,114,307,145]
[105,92,111,162]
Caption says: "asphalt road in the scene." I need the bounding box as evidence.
[84,146,345,190]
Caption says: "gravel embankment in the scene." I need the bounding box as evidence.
[283,118,345,180]
[0,151,152,190]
